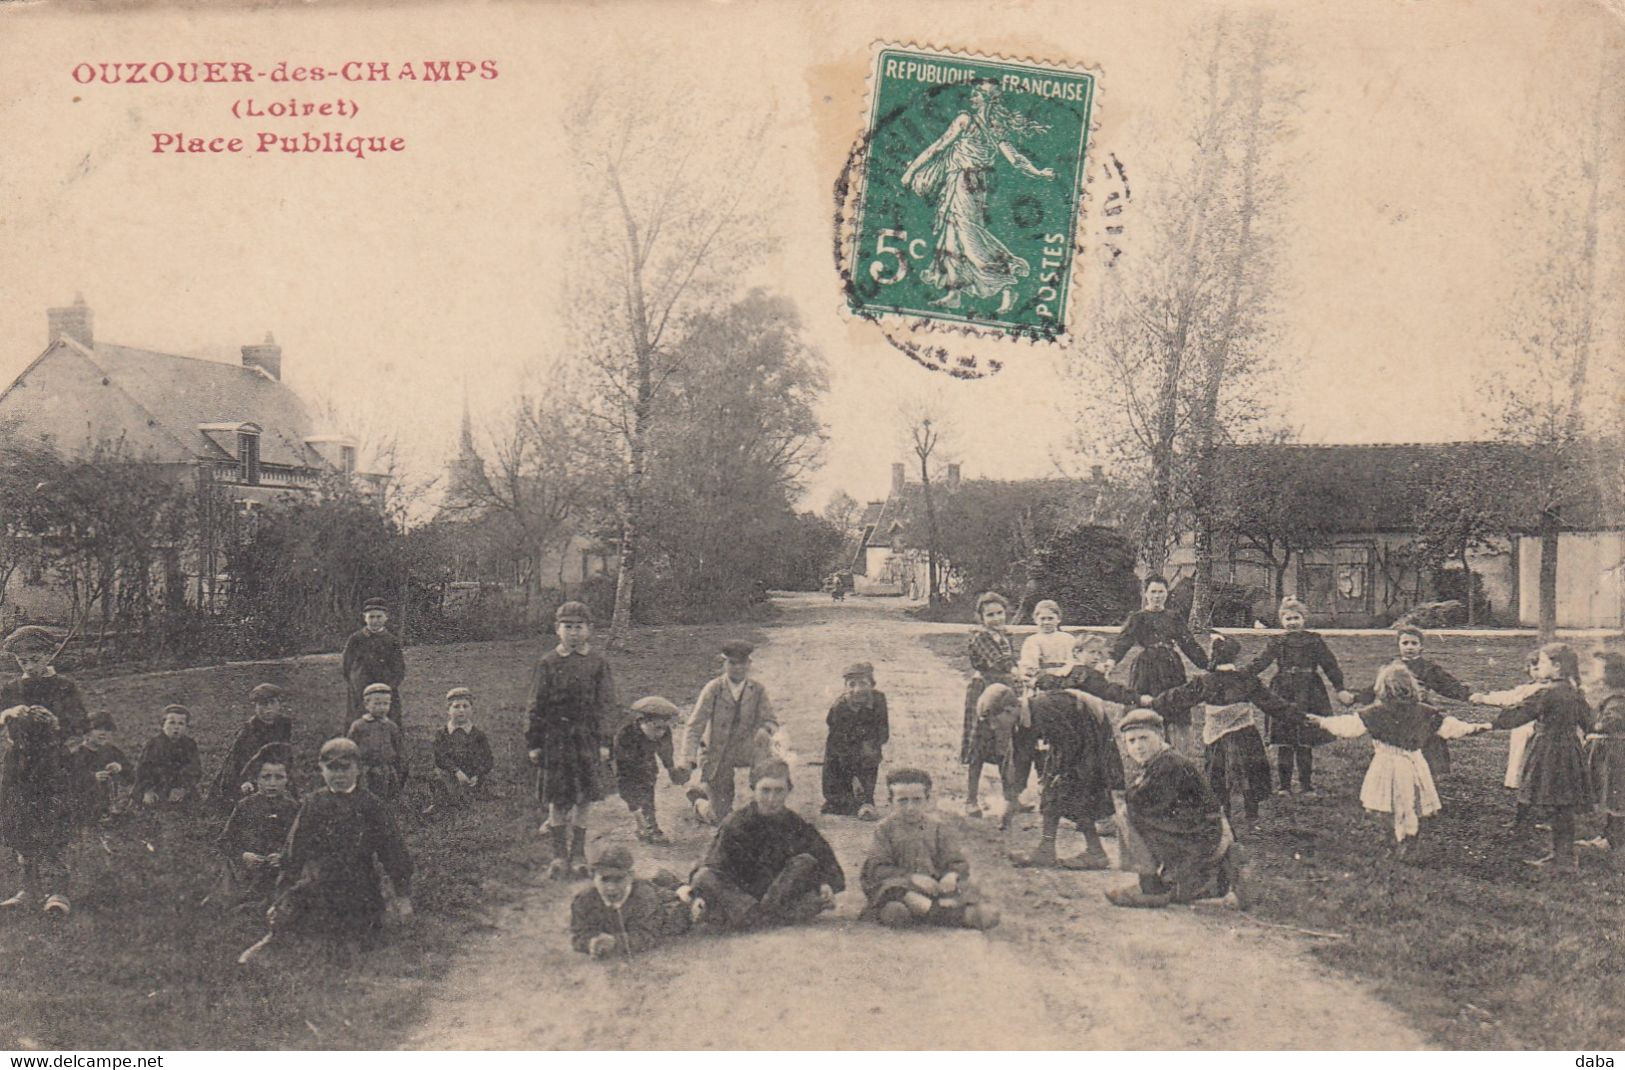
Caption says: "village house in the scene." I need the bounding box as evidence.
[0,296,377,622]
[1165,442,1625,629]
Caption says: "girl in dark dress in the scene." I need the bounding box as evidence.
[1104,575,1209,754]
[1486,643,1594,875]
[961,592,1019,819]
[1242,597,1354,795]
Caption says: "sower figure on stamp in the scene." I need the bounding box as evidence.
[677,641,776,826]
[341,597,406,728]
[526,601,617,880]
[2,627,89,743]
[680,759,844,932]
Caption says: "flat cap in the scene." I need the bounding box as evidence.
[554,600,593,624]
[87,712,116,732]
[629,696,680,720]
[249,683,284,703]
[2,626,58,655]
[588,842,634,873]
[1119,708,1166,734]
[161,704,191,720]
[445,687,474,702]
[362,682,393,697]
[318,737,361,764]
[720,640,754,660]
[246,741,294,774]
[841,661,875,681]
[362,598,390,613]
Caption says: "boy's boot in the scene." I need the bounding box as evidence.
[546,824,570,880]
[1275,749,1293,794]
[1057,830,1110,870]
[1296,748,1316,795]
[569,826,589,878]
[1221,844,1253,910]
[1106,873,1172,909]
[633,809,654,843]
[644,811,670,846]
[1010,819,1059,868]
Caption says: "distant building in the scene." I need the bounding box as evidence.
[0,296,376,621]
[1166,442,1625,628]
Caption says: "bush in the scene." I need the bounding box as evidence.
[1430,567,1492,623]
[1030,525,1141,626]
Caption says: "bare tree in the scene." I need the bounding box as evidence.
[899,402,953,607]
[564,79,772,637]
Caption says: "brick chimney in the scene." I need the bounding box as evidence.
[47,294,93,348]
[1091,464,1105,481]
[945,462,961,490]
[891,462,906,496]
[241,331,282,380]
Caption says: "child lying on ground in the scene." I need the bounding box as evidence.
[568,842,695,959]
[860,767,998,930]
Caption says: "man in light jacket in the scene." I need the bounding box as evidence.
[677,641,777,823]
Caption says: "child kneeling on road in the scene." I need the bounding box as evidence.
[569,841,696,960]
[859,767,998,930]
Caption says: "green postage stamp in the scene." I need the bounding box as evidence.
[845,45,1097,339]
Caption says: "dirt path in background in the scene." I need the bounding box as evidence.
[410,594,1427,1050]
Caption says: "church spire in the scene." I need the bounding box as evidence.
[458,380,476,457]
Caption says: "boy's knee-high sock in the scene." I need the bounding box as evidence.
[548,823,569,860]
[1296,747,1314,788]
[569,825,587,861]
[1276,748,1293,789]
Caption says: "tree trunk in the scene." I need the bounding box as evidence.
[919,461,941,608]
[1460,545,1476,626]
[1538,508,1560,642]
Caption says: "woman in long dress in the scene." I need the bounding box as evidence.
[900,81,1055,313]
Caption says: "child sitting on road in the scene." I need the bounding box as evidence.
[72,712,132,821]
[216,744,298,905]
[821,662,889,820]
[860,767,998,930]
[349,683,407,800]
[0,705,94,917]
[238,737,413,964]
[133,705,202,809]
[1153,634,1296,829]
[1309,663,1491,860]
[569,842,695,959]
[427,687,494,814]
[613,696,689,844]
[213,683,294,811]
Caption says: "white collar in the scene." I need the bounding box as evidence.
[556,645,590,657]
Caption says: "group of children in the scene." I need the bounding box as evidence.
[958,576,1625,888]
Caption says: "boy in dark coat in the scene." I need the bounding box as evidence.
[214,683,294,810]
[427,687,495,814]
[239,737,414,963]
[683,759,844,931]
[134,705,202,808]
[612,696,689,844]
[340,598,406,726]
[821,662,889,819]
[527,601,617,879]
[2,627,89,741]
[1107,708,1251,910]
[1013,663,1141,865]
[72,712,132,821]
[1242,597,1354,794]
[217,743,298,904]
[349,684,407,800]
[1153,634,1298,826]
[569,843,693,959]
[0,705,94,916]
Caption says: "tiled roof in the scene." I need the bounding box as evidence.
[72,339,323,468]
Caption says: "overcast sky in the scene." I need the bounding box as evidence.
[2,0,1619,513]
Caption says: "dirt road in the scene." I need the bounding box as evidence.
[411,594,1426,1050]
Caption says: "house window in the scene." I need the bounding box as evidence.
[340,444,356,473]
[238,431,260,484]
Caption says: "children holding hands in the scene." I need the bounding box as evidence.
[1243,597,1353,795]
[860,768,998,930]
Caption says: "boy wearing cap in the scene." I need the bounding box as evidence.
[860,768,999,930]
[428,687,494,813]
[133,705,202,808]
[682,758,844,931]
[217,743,298,905]
[677,641,776,825]
[2,627,89,741]
[241,738,413,962]
[613,696,690,844]
[341,598,406,726]
[526,601,618,879]
[1107,708,1251,910]
[349,684,407,800]
[569,842,694,959]
[213,683,295,810]
[72,713,132,820]
[821,662,889,820]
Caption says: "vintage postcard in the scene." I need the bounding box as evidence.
[1,0,1622,1058]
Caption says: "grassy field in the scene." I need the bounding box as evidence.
[0,623,760,1051]
[922,628,1625,1050]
